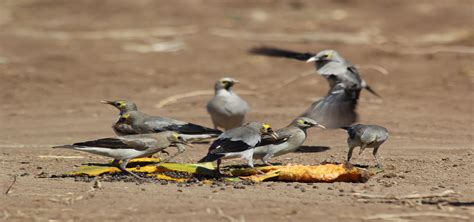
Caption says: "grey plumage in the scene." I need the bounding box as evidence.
[120,111,222,137]
[53,131,188,178]
[102,100,138,135]
[103,100,222,139]
[198,121,278,172]
[207,77,250,130]
[253,117,325,165]
[250,47,379,96]
[306,50,379,97]
[301,82,360,128]
[343,124,389,167]
[250,46,381,128]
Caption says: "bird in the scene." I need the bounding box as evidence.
[342,124,389,167]
[249,46,379,96]
[249,46,381,128]
[253,117,325,165]
[301,82,360,128]
[207,77,250,130]
[198,121,278,173]
[53,131,188,178]
[101,100,138,135]
[102,100,222,140]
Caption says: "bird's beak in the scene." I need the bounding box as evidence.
[179,137,188,145]
[100,100,113,105]
[268,129,279,140]
[315,123,326,129]
[306,56,318,63]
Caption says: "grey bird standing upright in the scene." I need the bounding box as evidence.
[53,131,188,178]
[343,124,389,167]
[207,77,250,130]
[249,46,381,128]
[101,100,138,135]
[253,117,325,165]
[198,121,278,173]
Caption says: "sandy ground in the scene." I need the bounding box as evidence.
[1,0,473,221]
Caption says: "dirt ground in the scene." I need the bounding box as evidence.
[1,0,473,221]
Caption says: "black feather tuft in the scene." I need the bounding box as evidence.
[197,153,223,163]
[249,46,315,61]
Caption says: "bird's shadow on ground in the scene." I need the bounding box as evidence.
[295,145,330,153]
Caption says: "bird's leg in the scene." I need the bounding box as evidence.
[111,159,120,167]
[373,146,382,168]
[347,146,355,162]
[262,154,274,166]
[216,159,224,175]
[358,144,367,155]
[118,159,142,179]
[160,144,186,164]
[247,157,264,174]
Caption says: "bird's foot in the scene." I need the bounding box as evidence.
[263,162,274,166]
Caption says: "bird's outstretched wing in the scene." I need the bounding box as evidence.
[249,46,315,61]
[301,84,359,129]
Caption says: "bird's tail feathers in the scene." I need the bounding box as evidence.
[52,145,75,149]
[197,153,222,163]
[177,123,222,135]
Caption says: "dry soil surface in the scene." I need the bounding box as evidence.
[0,0,473,221]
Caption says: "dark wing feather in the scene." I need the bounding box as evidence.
[162,123,222,135]
[73,138,132,149]
[258,128,293,146]
[301,84,359,129]
[209,138,253,154]
[197,138,253,163]
[249,46,315,61]
[258,135,290,146]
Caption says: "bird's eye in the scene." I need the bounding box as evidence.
[303,121,308,124]
[177,136,182,140]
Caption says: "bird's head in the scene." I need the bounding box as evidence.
[306,50,342,63]
[101,100,138,114]
[118,113,132,124]
[294,117,326,129]
[167,132,188,145]
[215,77,239,91]
[261,123,279,140]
